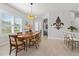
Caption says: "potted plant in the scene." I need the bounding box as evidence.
[67,26,77,32]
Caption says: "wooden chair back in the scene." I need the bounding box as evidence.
[17,32,22,35]
[9,35,18,45]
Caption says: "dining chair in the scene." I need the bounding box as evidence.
[38,32,41,42]
[28,33,40,48]
[28,35,35,48]
[34,31,41,42]
[66,33,77,51]
[64,32,67,44]
[17,32,27,50]
[34,33,40,48]
[71,33,79,51]
[64,32,71,46]
[9,35,25,56]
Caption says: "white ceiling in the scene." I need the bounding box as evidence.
[8,3,51,16]
[8,3,79,17]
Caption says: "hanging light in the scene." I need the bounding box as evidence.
[27,3,35,20]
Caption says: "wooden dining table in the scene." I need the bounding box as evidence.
[17,31,39,49]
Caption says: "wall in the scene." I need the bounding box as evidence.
[48,11,71,39]
[42,3,79,40]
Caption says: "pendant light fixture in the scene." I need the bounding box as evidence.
[27,3,35,20]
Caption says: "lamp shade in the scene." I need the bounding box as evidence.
[27,14,35,20]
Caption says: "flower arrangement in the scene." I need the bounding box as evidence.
[67,26,77,32]
[25,24,32,32]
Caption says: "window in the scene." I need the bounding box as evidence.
[35,22,39,31]
[35,22,42,32]
[0,10,23,34]
[14,16,22,33]
[1,13,12,34]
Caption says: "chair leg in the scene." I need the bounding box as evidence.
[35,45,38,48]
[29,40,31,48]
[67,41,70,48]
[65,40,67,45]
[74,42,76,49]
[71,43,74,51]
[64,39,66,45]
[22,41,25,51]
[9,45,12,55]
[25,40,27,51]
[35,41,39,48]
[15,47,18,56]
[24,43,26,51]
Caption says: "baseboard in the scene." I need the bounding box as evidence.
[48,37,64,40]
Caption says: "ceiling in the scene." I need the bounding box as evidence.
[8,3,79,17]
[8,3,51,16]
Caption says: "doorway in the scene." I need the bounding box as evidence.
[43,18,48,37]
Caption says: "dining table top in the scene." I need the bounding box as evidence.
[17,31,39,38]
